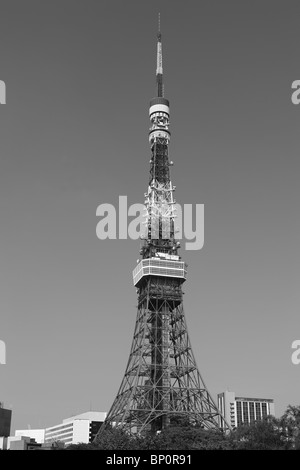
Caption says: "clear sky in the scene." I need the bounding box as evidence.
[0,0,299,432]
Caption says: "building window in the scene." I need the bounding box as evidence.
[236,401,242,427]
[255,402,261,421]
[243,402,249,425]
[262,402,267,418]
[249,402,255,423]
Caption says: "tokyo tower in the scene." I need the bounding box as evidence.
[98,20,228,435]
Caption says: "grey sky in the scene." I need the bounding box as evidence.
[0,0,299,431]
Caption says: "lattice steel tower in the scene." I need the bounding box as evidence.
[99,21,228,435]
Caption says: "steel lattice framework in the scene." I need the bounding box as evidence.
[96,22,229,436]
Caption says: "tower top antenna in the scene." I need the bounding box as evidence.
[156,13,163,97]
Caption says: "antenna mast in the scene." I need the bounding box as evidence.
[156,13,163,97]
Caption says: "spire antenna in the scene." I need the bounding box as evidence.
[156,13,163,97]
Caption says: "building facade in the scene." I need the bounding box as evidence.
[218,390,275,429]
[13,411,107,448]
[15,429,45,444]
[44,411,106,446]
[0,403,12,437]
[7,435,42,450]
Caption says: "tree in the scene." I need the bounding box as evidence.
[229,416,290,450]
[136,420,231,450]
[66,442,100,450]
[280,405,300,449]
[93,426,138,450]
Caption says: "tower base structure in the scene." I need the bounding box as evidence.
[98,262,228,435]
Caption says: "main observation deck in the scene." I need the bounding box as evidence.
[133,257,187,287]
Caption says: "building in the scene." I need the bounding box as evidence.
[218,391,275,429]
[13,411,107,448]
[7,435,41,450]
[44,411,106,446]
[0,437,7,450]
[1,434,63,451]
[15,429,45,444]
[0,402,12,437]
